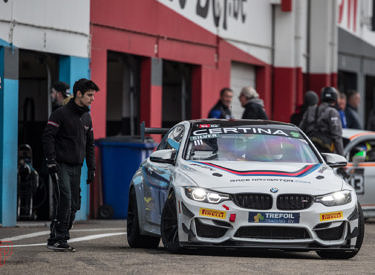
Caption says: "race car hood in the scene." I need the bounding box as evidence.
[178,160,344,195]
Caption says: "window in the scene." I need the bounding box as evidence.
[348,139,375,162]
[157,125,185,152]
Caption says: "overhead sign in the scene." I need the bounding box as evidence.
[156,0,271,51]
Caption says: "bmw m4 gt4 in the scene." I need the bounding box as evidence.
[127,120,364,259]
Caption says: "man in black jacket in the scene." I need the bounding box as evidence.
[42,78,99,252]
[239,86,268,119]
[345,90,362,129]
[208,87,233,119]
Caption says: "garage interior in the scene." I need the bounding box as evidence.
[18,49,59,220]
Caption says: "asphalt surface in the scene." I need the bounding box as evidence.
[0,219,374,274]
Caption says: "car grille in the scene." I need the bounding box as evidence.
[277,194,313,210]
[234,226,310,239]
[231,193,273,210]
[315,223,346,241]
[195,219,228,238]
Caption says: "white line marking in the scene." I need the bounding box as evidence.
[0,232,127,248]
[0,228,125,242]
[1,231,50,242]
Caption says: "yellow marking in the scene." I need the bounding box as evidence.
[199,208,226,219]
[144,197,152,204]
[320,211,343,222]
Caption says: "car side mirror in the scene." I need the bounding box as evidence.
[321,153,347,168]
[150,149,176,164]
[352,151,366,166]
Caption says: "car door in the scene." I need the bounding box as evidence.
[344,137,375,216]
[142,125,185,226]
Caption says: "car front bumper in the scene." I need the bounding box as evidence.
[175,187,360,251]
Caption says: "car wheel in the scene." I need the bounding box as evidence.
[161,189,181,252]
[127,188,160,248]
[316,203,364,259]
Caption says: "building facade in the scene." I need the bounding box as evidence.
[337,0,375,129]
[90,0,339,137]
[2,0,375,226]
[0,0,91,226]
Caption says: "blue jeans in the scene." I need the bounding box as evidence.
[48,163,81,244]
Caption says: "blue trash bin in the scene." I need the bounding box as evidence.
[96,136,156,219]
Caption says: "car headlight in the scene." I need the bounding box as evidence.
[184,187,230,204]
[314,190,352,206]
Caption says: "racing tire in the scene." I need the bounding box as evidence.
[127,188,160,248]
[161,189,181,252]
[316,203,365,259]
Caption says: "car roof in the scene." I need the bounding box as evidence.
[189,119,297,129]
[342,128,375,140]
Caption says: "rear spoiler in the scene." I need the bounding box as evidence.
[140,121,169,142]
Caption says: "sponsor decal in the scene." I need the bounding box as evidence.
[192,127,290,137]
[199,208,226,219]
[249,212,300,224]
[198,124,219,128]
[191,127,304,139]
[320,211,343,222]
[190,133,219,141]
[290,131,301,138]
[196,162,320,177]
[229,178,311,184]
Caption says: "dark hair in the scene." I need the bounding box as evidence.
[73,78,99,98]
[220,87,233,97]
[347,90,358,100]
[52,81,70,98]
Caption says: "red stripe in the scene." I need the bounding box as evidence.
[48,121,59,127]
[347,0,351,29]
[200,162,313,176]
[353,0,357,32]
[338,0,344,24]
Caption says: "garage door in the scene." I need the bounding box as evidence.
[230,62,256,119]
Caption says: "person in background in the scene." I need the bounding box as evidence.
[337,92,347,128]
[51,81,70,112]
[208,88,233,119]
[239,86,268,120]
[43,78,99,252]
[290,90,318,126]
[300,86,343,155]
[345,90,362,129]
[367,107,375,131]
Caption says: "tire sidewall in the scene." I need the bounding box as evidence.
[161,189,180,251]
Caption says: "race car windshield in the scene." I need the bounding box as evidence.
[185,126,319,163]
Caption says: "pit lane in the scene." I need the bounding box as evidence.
[1,219,374,274]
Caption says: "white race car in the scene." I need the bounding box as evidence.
[127,120,364,259]
[342,128,375,218]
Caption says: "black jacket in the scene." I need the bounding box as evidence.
[42,100,95,170]
[299,103,344,155]
[345,104,362,129]
[242,100,268,120]
[290,105,308,126]
[208,100,232,119]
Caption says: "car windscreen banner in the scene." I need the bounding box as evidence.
[190,124,303,141]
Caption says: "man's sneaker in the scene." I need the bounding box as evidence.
[47,242,76,252]
[66,245,76,252]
